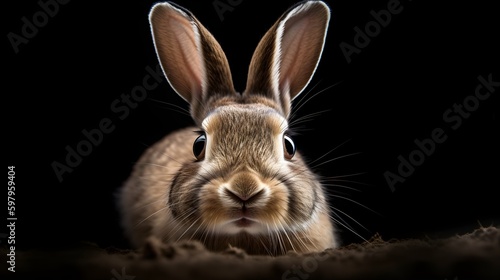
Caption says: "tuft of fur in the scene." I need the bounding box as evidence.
[120,1,336,256]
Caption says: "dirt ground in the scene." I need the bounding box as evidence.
[2,226,499,280]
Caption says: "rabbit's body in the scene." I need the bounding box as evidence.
[120,1,338,255]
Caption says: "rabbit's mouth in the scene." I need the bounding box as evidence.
[226,206,263,228]
[233,217,255,228]
[227,214,260,228]
[217,216,266,235]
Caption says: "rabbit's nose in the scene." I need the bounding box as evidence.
[224,188,264,205]
[224,171,264,204]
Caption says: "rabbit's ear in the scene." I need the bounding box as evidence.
[244,1,330,117]
[149,2,236,122]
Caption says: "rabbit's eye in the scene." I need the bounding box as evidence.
[283,134,296,160]
[193,134,206,160]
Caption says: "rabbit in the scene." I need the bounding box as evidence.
[119,0,337,255]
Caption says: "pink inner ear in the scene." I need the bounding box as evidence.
[275,3,329,100]
[151,5,204,102]
[172,22,204,96]
[279,17,310,90]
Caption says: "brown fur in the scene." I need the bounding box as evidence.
[120,1,336,255]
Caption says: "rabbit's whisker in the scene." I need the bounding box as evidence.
[176,215,203,242]
[148,97,191,117]
[164,208,198,241]
[288,109,331,129]
[322,183,360,192]
[290,81,342,121]
[328,194,380,216]
[322,178,372,186]
[329,213,367,242]
[326,172,367,179]
[134,206,169,228]
[329,205,369,232]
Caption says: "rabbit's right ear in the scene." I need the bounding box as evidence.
[244,1,330,118]
[149,2,236,123]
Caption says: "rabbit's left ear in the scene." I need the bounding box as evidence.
[244,1,330,117]
[149,2,236,123]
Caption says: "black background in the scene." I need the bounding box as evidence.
[4,0,498,251]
